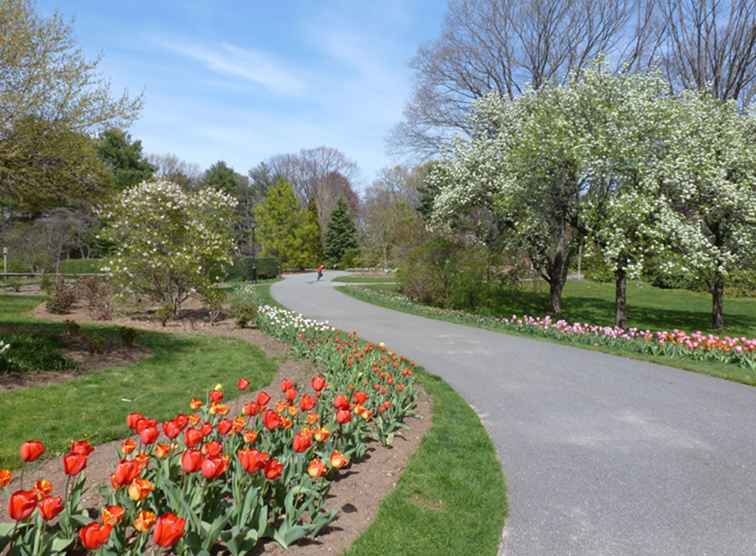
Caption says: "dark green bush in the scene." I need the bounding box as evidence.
[226,256,281,281]
[0,334,78,373]
[59,259,104,274]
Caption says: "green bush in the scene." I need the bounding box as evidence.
[727,269,756,298]
[0,334,78,373]
[59,258,105,274]
[226,256,281,281]
[229,284,259,328]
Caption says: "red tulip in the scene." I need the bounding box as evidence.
[20,440,45,462]
[139,426,159,445]
[111,460,141,489]
[352,391,368,405]
[292,432,312,453]
[285,387,298,402]
[217,419,233,436]
[180,450,203,473]
[184,428,203,449]
[70,440,95,456]
[379,401,392,413]
[126,412,144,431]
[200,422,213,437]
[264,458,284,480]
[174,414,188,429]
[256,391,271,406]
[238,449,268,474]
[299,394,316,411]
[153,513,186,548]
[280,378,294,392]
[8,490,36,520]
[262,409,282,430]
[243,402,260,416]
[79,522,112,550]
[39,495,63,520]
[201,440,223,458]
[136,418,157,434]
[209,389,224,404]
[162,420,182,439]
[311,375,326,392]
[333,395,350,411]
[336,409,352,424]
[201,456,228,480]
[237,377,250,390]
[63,452,87,476]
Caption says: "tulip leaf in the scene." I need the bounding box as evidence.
[50,536,74,553]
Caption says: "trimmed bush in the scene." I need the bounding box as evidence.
[227,256,281,281]
[60,259,105,274]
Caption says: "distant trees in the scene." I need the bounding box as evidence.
[147,153,201,189]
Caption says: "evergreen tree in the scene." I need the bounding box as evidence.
[254,179,322,269]
[203,161,240,196]
[324,197,359,266]
[96,128,154,190]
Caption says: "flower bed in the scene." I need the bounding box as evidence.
[0,306,417,554]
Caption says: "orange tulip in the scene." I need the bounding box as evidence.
[63,452,87,476]
[33,479,52,500]
[152,512,186,548]
[243,430,258,444]
[307,458,327,478]
[352,391,368,405]
[8,489,37,520]
[79,522,112,550]
[121,438,137,454]
[102,505,125,526]
[314,427,330,443]
[306,412,320,426]
[20,440,45,462]
[189,398,203,410]
[201,440,223,458]
[128,478,154,501]
[154,443,172,459]
[134,510,157,533]
[330,450,348,470]
[0,468,11,488]
[39,496,63,520]
[210,403,229,416]
[232,416,246,434]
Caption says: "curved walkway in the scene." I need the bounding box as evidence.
[273,272,756,556]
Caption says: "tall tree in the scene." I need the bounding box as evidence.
[325,198,359,267]
[390,0,661,156]
[203,160,241,196]
[96,128,154,191]
[0,0,141,209]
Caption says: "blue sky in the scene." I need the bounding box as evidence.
[37,1,447,188]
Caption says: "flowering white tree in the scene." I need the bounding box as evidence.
[661,92,756,328]
[100,179,237,318]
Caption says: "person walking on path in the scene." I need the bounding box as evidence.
[316,263,325,281]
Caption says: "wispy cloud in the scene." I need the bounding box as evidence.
[157,39,306,96]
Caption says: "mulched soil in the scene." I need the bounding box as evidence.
[2,299,433,554]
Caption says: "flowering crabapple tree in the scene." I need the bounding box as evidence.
[660,92,756,329]
[99,179,237,319]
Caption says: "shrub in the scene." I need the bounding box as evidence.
[77,276,113,320]
[118,326,137,347]
[226,256,281,281]
[0,333,77,372]
[46,275,77,314]
[230,284,259,328]
[99,179,237,318]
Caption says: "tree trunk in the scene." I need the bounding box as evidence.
[711,273,725,329]
[614,269,627,329]
[549,277,564,314]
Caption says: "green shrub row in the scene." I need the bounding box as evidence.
[226,256,281,281]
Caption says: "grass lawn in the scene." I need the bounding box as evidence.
[337,284,756,386]
[0,295,277,469]
[347,368,506,556]
[332,275,397,284]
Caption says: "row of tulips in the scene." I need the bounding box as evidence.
[0,306,417,554]
[345,286,756,370]
[502,314,756,370]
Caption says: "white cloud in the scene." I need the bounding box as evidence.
[157,39,306,96]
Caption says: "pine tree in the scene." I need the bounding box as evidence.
[96,128,154,191]
[324,197,359,267]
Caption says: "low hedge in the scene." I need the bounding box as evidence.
[227,256,281,281]
[59,259,105,274]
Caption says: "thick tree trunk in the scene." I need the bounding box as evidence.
[549,277,564,314]
[711,274,725,329]
[614,269,627,329]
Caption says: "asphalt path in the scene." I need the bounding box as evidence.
[272,271,756,555]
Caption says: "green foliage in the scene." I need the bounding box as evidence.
[100,179,237,317]
[229,284,259,328]
[96,128,155,191]
[203,160,240,196]
[226,256,281,281]
[0,333,77,373]
[254,179,321,269]
[324,198,358,267]
[59,258,104,274]
[726,269,756,298]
